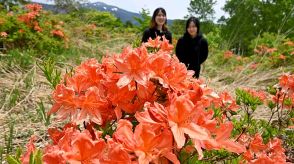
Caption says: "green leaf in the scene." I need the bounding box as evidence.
[33,150,43,164]
[6,155,20,164]
[15,147,22,161]
[29,152,34,164]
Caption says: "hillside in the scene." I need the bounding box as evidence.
[40,1,174,25]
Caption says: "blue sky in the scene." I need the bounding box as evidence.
[32,0,227,20]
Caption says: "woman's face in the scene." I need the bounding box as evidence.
[155,10,166,27]
[187,21,197,37]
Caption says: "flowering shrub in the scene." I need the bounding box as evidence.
[0,4,68,52]
[13,37,251,163]
[18,4,43,32]
[10,37,292,163]
[241,134,286,163]
[208,32,294,74]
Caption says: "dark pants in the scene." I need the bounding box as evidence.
[192,66,201,79]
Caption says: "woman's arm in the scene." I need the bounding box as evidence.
[165,31,172,44]
[175,38,184,61]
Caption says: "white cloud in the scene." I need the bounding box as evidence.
[32,0,227,20]
[90,0,226,20]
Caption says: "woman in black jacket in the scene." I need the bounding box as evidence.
[141,7,172,43]
[176,17,208,78]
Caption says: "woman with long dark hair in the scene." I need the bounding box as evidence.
[176,17,208,78]
[141,7,172,43]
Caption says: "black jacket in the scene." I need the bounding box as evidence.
[142,28,172,43]
[176,33,208,78]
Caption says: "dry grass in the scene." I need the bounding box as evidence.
[0,35,136,153]
[0,63,49,149]
[202,62,293,123]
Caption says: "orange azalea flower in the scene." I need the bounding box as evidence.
[249,133,267,153]
[59,21,65,26]
[55,126,80,152]
[18,12,39,24]
[242,134,286,163]
[46,127,102,163]
[75,58,104,85]
[158,56,191,90]
[254,45,277,55]
[50,66,113,124]
[0,32,7,38]
[33,21,42,32]
[219,92,239,111]
[284,40,294,47]
[160,36,174,52]
[144,36,162,48]
[105,80,143,114]
[66,74,94,94]
[43,145,66,164]
[279,74,294,94]
[136,81,157,101]
[65,131,106,163]
[200,87,221,109]
[205,122,246,153]
[267,138,285,156]
[236,56,242,61]
[147,52,171,78]
[195,109,217,133]
[48,123,77,145]
[249,63,258,69]
[100,138,133,163]
[21,136,37,164]
[51,29,65,38]
[224,50,233,59]
[251,153,275,163]
[243,88,267,102]
[279,54,286,60]
[87,24,97,30]
[25,4,43,12]
[185,81,203,104]
[114,46,149,88]
[156,53,192,84]
[135,102,168,128]
[48,84,77,118]
[113,119,136,151]
[78,86,112,125]
[113,119,179,163]
[19,29,25,33]
[109,82,135,108]
[183,145,195,153]
[242,150,253,161]
[167,95,209,149]
[266,47,277,54]
[133,124,178,164]
[271,92,294,109]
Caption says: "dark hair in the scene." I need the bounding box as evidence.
[185,16,200,34]
[150,7,168,31]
